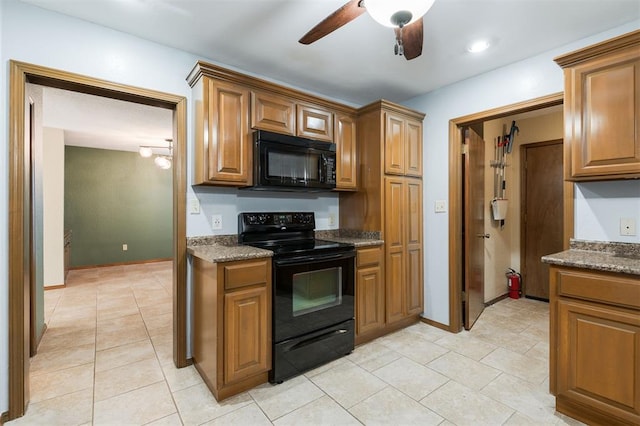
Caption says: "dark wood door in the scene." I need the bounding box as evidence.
[522,141,563,300]
[464,128,485,330]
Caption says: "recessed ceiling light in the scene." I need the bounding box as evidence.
[468,40,490,53]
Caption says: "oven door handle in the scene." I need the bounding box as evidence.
[274,251,355,266]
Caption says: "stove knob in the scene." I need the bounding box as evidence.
[258,214,268,224]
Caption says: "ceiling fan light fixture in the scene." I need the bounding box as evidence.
[365,0,435,27]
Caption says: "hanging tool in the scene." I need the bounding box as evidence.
[506,120,519,153]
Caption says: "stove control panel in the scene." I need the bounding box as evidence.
[239,212,315,233]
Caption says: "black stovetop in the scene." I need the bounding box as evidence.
[238,212,354,257]
[247,238,354,257]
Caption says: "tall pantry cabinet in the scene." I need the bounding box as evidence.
[341,100,425,342]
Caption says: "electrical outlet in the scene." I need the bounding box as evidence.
[328,213,336,227]
[212,214,223,230]
[620,218,636,236]
[434,200,447,213]
[122,244,128,251]
[189,198,200,214]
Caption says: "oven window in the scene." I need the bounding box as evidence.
[268,150,319,181]
[292,266,342,317]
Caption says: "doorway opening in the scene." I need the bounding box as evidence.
[8,60,188,420]
[448,93,574,332]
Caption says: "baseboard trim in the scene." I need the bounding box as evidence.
[70,257,172,270]
[485,293,509,307]
[420,317,454,332]
[44,283,65,291]
[1,410,9,425]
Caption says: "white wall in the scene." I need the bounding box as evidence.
[42,127,66,287]
[404,20,640,326]
[575,181,640,243]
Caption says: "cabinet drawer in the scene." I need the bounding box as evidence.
[223,259,270,290]
[555,268,640,309]
[357,246,382,268]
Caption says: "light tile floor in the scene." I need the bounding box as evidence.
[9,262,585,425]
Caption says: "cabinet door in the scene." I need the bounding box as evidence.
[208,79,251,185]
[405,179,423,315]
[567,46,640,179]
[224,286,270,385]
[385,178,405,324]
[297,104,333,142]
[385,114,405,175]
[356,246,384,337]
[405,119,423,177]
[335,113,358,190]
[557,299,640,424]
[251,91,295,135]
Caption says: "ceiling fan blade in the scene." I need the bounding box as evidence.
[397,17,424,60]
[299,0,365,45]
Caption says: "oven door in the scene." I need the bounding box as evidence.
[273,250,355,343]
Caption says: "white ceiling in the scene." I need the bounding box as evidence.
[41,86,173,153]
[23,0,639,151]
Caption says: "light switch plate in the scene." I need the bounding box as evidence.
[620,218,636,236]
[189,198,200,214]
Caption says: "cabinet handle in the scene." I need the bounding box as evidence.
[477,233,490,239]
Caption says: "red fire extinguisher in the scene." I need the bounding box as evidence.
[506,268,522,299]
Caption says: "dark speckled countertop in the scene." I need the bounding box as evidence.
[187,230,384,263]
[541,239,640,276]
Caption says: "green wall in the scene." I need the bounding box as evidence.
[65,146,172,267]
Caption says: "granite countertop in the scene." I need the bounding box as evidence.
[187,235,272,263]
[187,230,384,263]
[541,239,640,276]
[316,230,384,247]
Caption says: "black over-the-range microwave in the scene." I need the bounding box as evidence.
[246,130,337,192]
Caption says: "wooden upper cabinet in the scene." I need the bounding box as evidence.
[384,113,423,177]
[335,113,358,190]
[555,30,640,180]
[405,119,423,177]
[251,91,295,135]
[189,62,359,187]
[192,77,251,186]
[297,103,334,142]
[384,114,406,175]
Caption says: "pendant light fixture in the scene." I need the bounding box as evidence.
[139,138,173,169]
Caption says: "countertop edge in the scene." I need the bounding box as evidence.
[541,250,640,276]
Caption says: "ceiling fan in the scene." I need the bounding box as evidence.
[299,0,435,60]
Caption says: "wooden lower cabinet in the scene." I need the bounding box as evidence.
[355,245,385,344]
[384,177,423,326]
[550,265,640,425]
[192,257,271,400]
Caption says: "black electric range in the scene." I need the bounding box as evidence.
[238,212,356,383]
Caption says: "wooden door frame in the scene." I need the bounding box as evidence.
[448,92,572,332]
[8,60,189,420]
